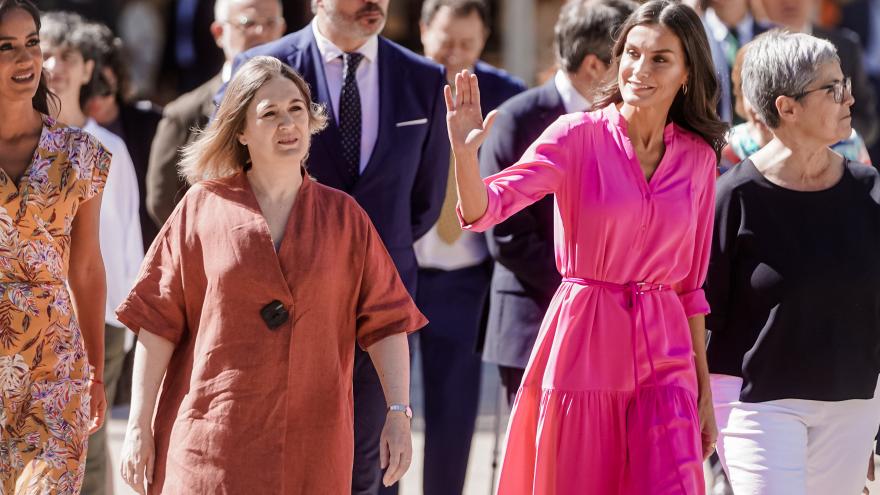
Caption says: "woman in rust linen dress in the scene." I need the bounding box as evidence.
[116,57,425,494]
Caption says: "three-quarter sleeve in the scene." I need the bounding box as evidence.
[675,151,716,318]
[356,217,427,350]
[458,113,580,232]
[115,207,187,345]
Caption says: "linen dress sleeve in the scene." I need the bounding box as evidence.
[115,204,187,345]
[675,151,716,318]
[458,113,580,233]
[77,132,112,201]
[356,216,428,350]
[704,168,741,334]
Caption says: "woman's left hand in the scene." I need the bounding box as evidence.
[379,412,412,487]
[698,390,718,460]
[89,380,107,434]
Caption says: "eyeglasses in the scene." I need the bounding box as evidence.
[792,77,852,104]
[224,15,284,34]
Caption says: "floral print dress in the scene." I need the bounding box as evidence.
[0,116,110,495]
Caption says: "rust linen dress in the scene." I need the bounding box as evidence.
[115,171,426,494]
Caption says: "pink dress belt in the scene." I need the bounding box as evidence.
[562,277,689,493]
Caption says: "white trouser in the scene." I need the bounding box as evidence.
[710,373,880,495]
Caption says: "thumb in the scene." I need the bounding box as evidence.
[147,449,155,483]
[380,434,389,470]
[482,109,499,135]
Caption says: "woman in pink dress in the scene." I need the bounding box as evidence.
[445,1,726,493]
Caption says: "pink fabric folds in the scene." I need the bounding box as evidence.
[460,104,716,494]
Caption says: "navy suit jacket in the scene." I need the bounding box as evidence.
[219,25,450,293]
[840,0,873,50]
[472,60,527,117]
[479,78,564,369]
[703,16,770,123]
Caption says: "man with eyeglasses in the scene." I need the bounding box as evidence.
[146,0,286,226]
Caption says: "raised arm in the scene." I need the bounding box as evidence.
[447,71,575,232]
[445,70,498,224]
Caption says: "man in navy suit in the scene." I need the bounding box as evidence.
[407,1,524,494]
[700,0,770,123]
[218,1,449,492]
[479,0,635,407]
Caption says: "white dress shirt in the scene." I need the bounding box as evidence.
[83,120,144,327]
[414,210,489,271]
[554,70,591,113]
[704,8,755,57]
[312,20,379,173]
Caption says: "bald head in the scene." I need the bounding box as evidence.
[211,0,286,62]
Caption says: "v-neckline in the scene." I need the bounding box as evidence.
[0,115,50,195]
[607,104,677,191]
[240,169,309,261]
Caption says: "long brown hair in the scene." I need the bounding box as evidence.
[180,56,327,184]
[593,0,727,158]
[0,0,59,115]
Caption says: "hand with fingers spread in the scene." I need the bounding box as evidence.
[444,69,498,158]
[120,421,155,495]
[380,410,413,487]
[443,69,496,224]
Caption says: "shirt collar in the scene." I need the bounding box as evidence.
[704,8,754,42]
[554,70,590,113]
[312,19,378,64]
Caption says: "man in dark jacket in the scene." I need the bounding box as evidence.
[408,1,524,494]
[146,0,285,227]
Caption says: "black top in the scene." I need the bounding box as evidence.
[706,159,880,402]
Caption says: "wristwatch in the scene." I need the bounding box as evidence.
[387,404,413,419]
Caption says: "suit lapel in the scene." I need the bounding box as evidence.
[296,28,351,186]
[359,38,397,181]
[538,78,565,120]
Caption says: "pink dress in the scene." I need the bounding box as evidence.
[462,104,715,494]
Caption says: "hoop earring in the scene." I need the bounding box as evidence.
[682,84,688,95]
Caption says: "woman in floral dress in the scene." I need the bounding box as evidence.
[0,1,110,493]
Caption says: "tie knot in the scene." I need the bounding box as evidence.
[343,52,364,78]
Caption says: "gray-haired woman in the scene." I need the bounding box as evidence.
[706,30,880,494]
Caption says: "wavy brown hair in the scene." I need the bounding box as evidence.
[180,56,327,184]
[593,0,727,158]
[0,0,59,115]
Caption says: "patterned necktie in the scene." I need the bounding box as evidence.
[724,30,740,67]
[339,52,364,182]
